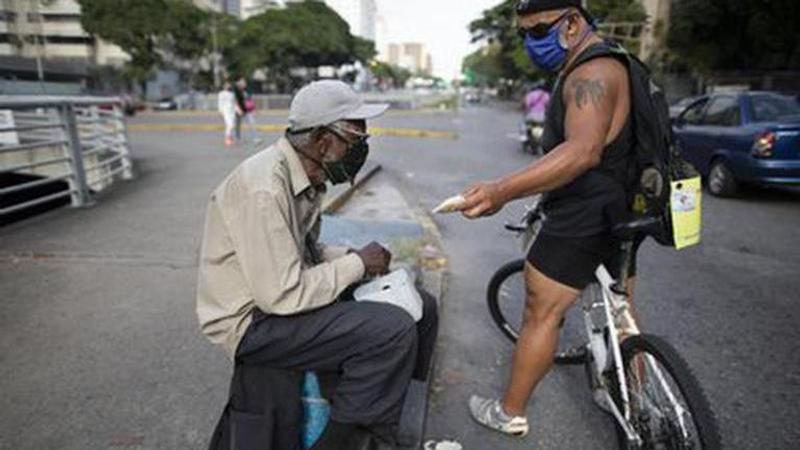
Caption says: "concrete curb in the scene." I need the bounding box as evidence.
[397,210,449,450]
[334,172,449,450]
[322,164,383,214]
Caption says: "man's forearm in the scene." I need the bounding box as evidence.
[497,140,601,203]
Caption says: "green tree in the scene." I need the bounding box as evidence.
[79,0,169,93]
[161,1,217,87]
[667,0,800,72]
[352,36,378,64]
[370,61,412,89]
[230,1,374,89]
[80,0,218,92]
[462,44,506,86]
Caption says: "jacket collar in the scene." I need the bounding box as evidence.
[277,137,313,197]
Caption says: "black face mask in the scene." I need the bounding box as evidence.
[290,128,370,186]
[322,136,369,185]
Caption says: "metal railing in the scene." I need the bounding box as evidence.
[0,96,134,218]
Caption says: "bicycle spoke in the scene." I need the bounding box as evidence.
[626,352,702,449]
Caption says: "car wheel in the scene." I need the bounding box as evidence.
[708,159,738,197]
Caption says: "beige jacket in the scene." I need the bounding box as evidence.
[196,137,365,359]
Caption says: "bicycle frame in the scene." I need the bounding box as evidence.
[505,205,697,447]
[586,265,693,446]
[586,265,641,445]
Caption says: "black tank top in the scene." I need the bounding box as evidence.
[540,41,633,237]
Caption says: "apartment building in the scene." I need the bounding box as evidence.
[386,42,433,76]
[0,0,127,68]
[195,0,290,19]
[323,0,376,41]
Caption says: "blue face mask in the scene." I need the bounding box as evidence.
[523,16,593,73]
[523,19,569,73]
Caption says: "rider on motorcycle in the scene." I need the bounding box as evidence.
[521,81,552,154]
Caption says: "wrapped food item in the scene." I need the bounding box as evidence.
[432,195,466,214]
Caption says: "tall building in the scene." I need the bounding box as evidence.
[0,0,127,66]
[374,12,387,60]
[0,0,128,89]
[325,0,377,41]
[386,42,432,76]
[239,0,284,19]
[195,0,283,19]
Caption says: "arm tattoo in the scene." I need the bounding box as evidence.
[571,78,606,109]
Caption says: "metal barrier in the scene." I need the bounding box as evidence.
[0,96,133,218]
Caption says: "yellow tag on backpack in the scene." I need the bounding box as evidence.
[670,177,702,249]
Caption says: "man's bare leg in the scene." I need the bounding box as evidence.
[501,263,581,416]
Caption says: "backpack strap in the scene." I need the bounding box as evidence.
[561,40,630,82]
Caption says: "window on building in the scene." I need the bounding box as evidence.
[46,36,92,45]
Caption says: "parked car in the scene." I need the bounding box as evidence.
[669,96,702,119]
[153,97,178,111]
[672,91,800,197]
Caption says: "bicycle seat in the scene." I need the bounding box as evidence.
[612,216,662,241]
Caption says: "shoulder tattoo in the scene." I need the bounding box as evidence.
[570,78,606,109]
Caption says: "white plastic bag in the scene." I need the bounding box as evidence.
[353,269,423,322]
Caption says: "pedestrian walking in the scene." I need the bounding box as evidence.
[217,81,237,147]
[234,77,258,142]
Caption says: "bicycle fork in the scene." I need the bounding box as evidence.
[583,268,643,447]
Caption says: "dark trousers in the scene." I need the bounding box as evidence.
[235,289,439,426]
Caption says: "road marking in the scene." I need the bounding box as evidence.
[139,108,454,118]
[128,123,459,140]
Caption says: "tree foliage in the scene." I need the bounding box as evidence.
[667,0,800,72]
[229,1,373,84]
[79,0,169,87]
[80,0,219,89]
[79,0,377,92]
[370,61,412,89]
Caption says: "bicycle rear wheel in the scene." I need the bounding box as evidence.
[486,259,586,365]
[612,334,722,450]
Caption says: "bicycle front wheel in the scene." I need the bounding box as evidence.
[486,259,586,365]
[613,334,722,450]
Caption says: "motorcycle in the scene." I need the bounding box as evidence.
[520,117,545,156]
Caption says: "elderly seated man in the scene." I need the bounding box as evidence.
[197,80,438,450]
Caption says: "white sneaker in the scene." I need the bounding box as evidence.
[468,395,529,437]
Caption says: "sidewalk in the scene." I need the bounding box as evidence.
[0,132,445,449]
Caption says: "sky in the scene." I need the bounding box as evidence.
[375,0,502,80]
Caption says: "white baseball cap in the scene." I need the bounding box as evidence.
[288,80,389,131]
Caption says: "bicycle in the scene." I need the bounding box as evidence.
[487,203,722,449]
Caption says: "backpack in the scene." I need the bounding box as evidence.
[605,43,700,247]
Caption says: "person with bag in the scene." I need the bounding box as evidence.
[454,0,647,437]
[235,77,258,143]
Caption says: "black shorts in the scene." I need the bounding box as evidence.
[526,232,642,290]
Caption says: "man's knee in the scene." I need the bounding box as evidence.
[523,263,579,325]
[355,302,418,347]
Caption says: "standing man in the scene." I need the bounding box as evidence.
[458,0,637,437]
[197,80,438,450]
[233,77,248,142]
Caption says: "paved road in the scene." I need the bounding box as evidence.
[362,104,800,450]
[1,104,798,449]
